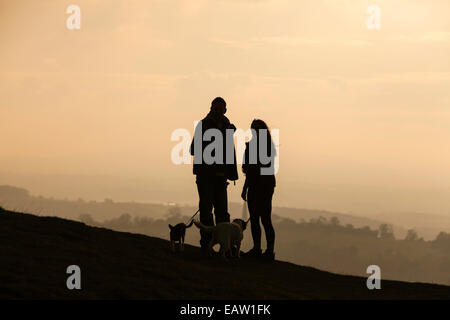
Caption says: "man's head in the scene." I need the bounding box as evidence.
[211,97,227,115]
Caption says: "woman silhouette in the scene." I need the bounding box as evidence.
[241,119,277,260]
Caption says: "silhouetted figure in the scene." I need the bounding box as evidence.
[190,97,238,253]
[241,119,276,260]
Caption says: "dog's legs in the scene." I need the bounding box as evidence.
[208,240,214,254]
[229,240,237,258]
[220,244,228,260]
[221,239,231,261]
[208,239,216,256]
[236,242,241,258]
[170,240,175,252]
[181,234,185,251]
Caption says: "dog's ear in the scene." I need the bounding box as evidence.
[168,224,173,230]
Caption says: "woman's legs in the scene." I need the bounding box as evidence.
[247,187,262,251]
[261,213,275,252]
[260,187,275,253]
[250,215,262,250]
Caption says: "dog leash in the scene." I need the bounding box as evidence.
[187,208,200,224]
[188,208,250,224]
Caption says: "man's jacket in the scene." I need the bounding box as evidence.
[190,111,239,181]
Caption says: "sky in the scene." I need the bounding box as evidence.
[0,0,449,217]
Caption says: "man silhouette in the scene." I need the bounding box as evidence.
[190,97,238,254]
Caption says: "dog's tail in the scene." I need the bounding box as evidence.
[185,219,194,228]
[193,220,214,233]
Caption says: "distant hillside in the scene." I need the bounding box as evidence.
[230,202,418,239]
[1,208,449,299]
[1,185,445,239]
[234,203,391,228]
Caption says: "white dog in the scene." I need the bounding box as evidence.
[194,219,248,259]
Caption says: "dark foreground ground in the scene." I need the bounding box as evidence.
[1,208,449,299]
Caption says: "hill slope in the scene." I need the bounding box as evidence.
[1,209,449,299]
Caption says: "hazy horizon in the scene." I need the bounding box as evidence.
[1,175,449,219]
[1,1,449,220]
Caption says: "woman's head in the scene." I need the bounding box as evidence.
[249,119,277,162]
[251,119,269,133]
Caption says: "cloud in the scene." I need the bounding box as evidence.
[254,36,373,47]
[210,36,373,49]
[391,31,450,44]
[179,0,209,17]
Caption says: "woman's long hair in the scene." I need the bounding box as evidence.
[250,119,276,158]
